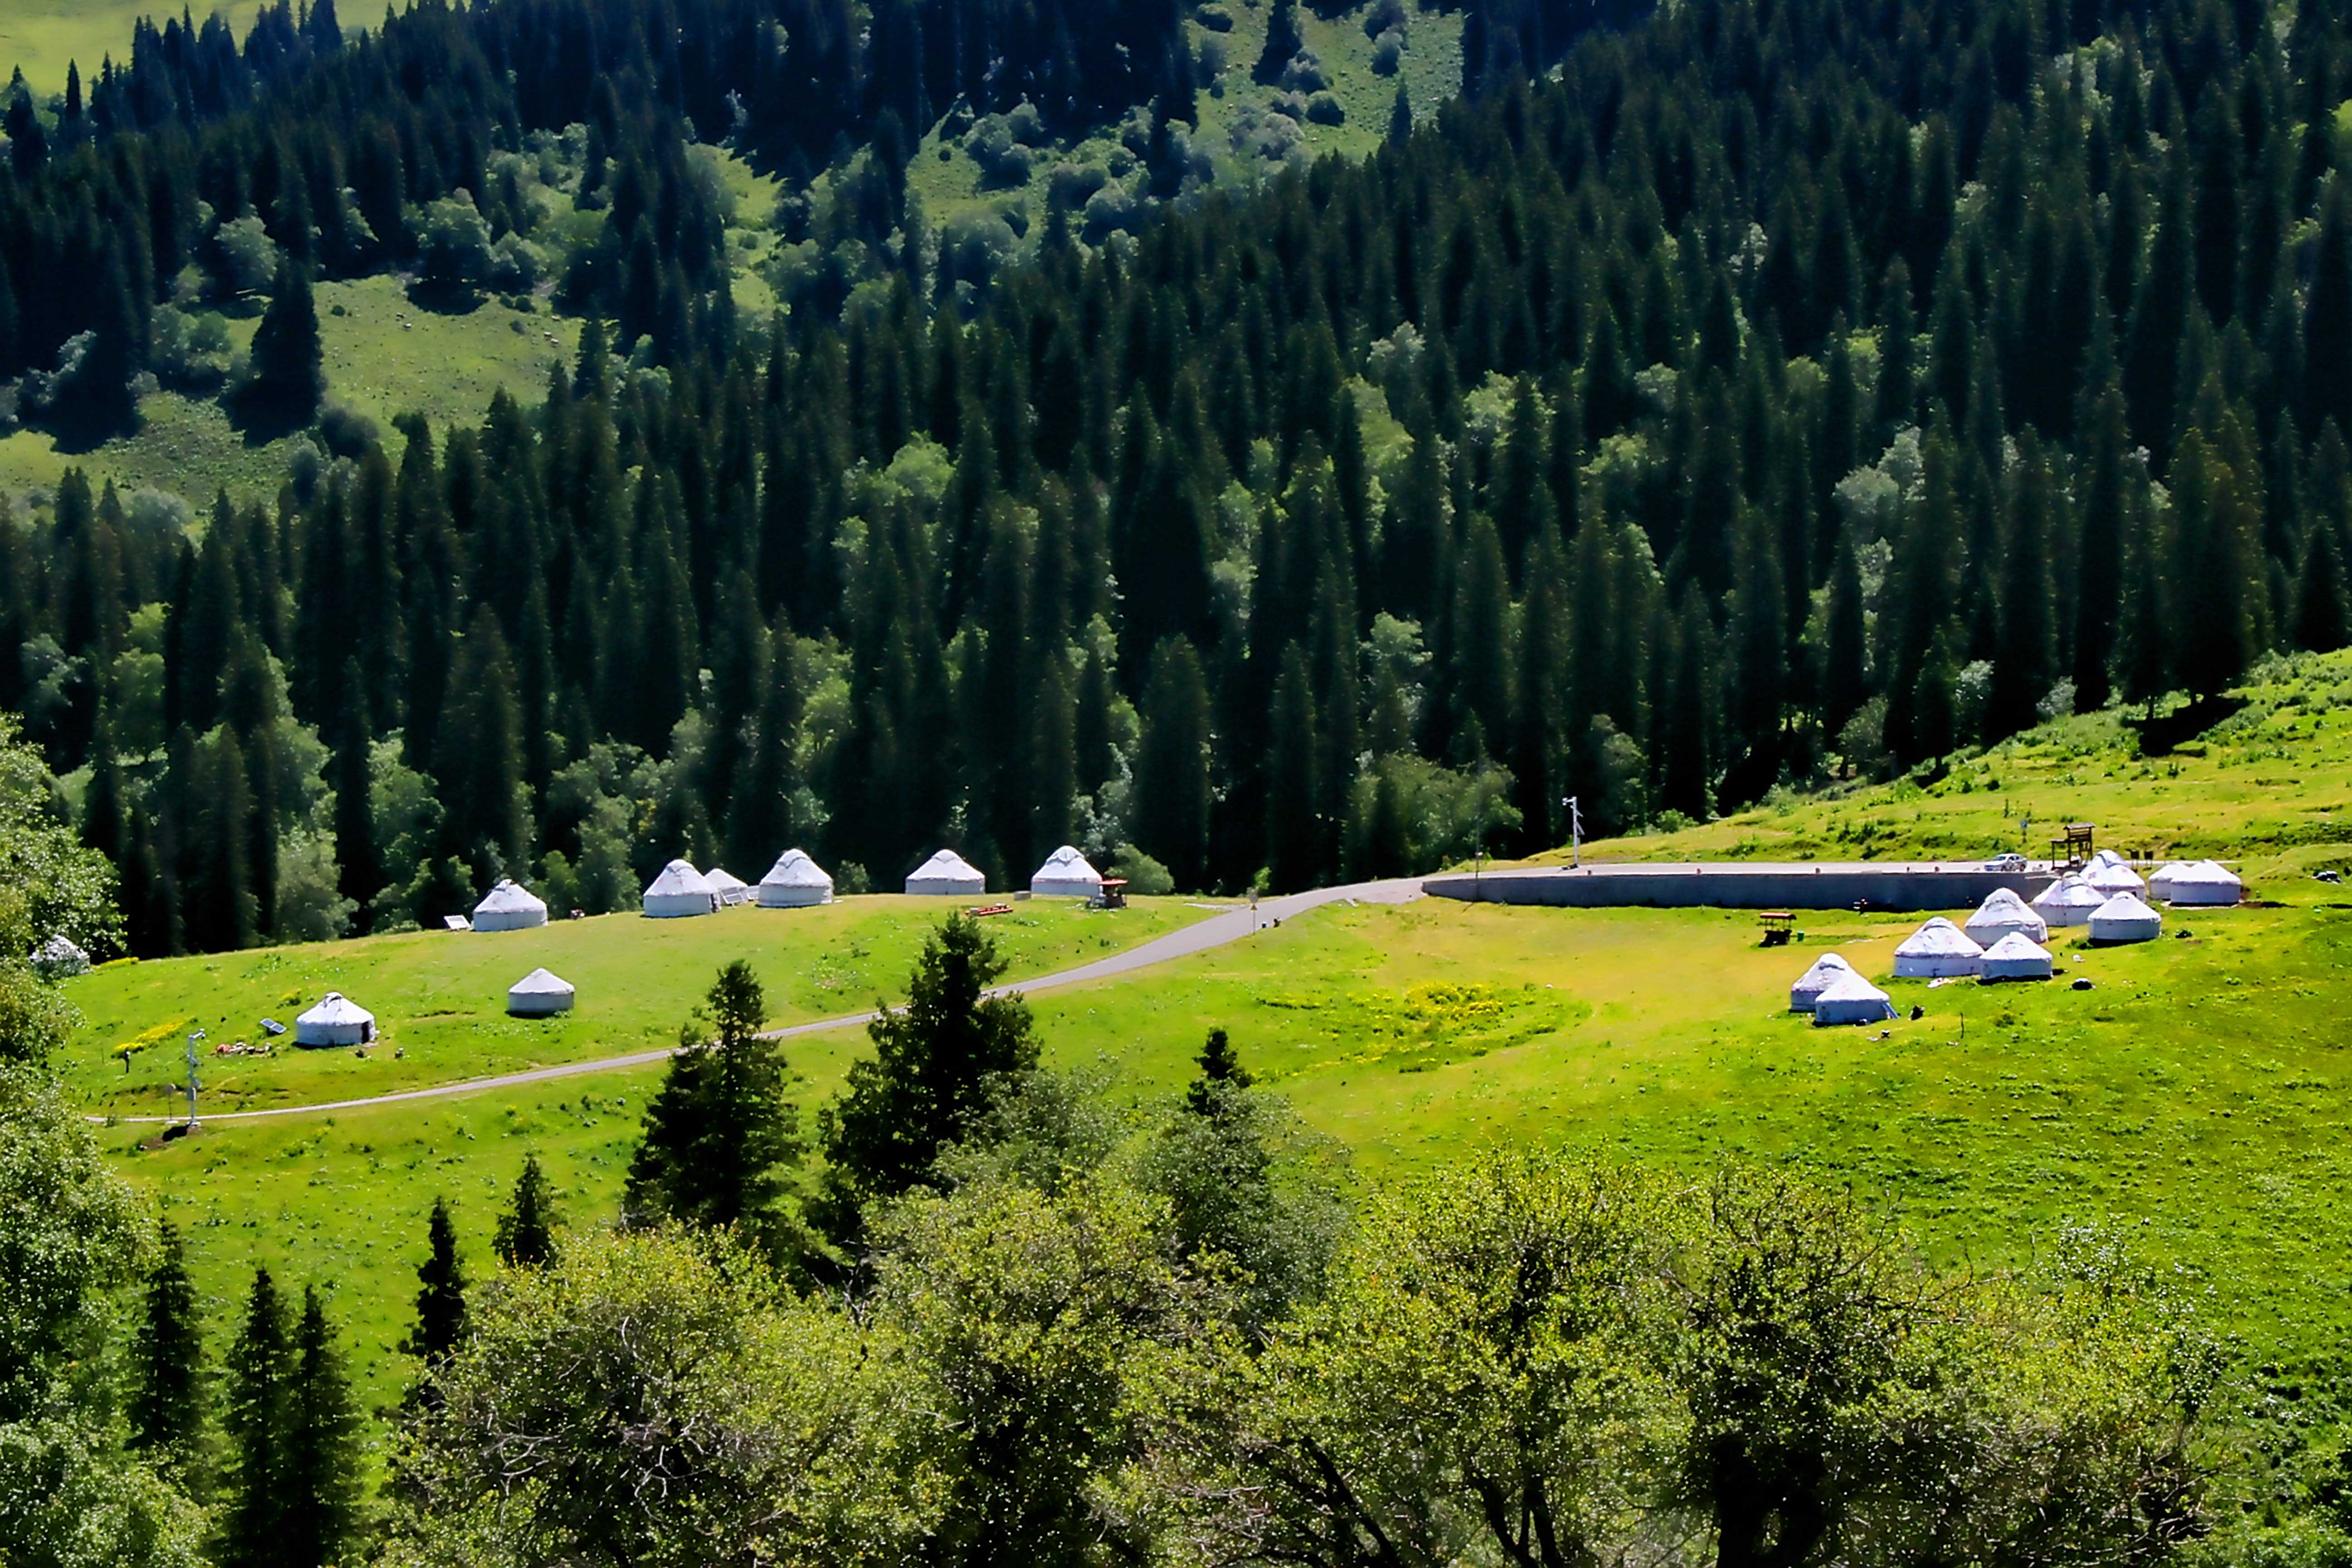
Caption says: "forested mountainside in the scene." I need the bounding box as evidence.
[5,0,2351,954]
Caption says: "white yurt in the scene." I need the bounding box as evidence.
[471,878,549,932]
[2146,862,2194,901]
[1892,917,1984,978]
[1979,931,2054,981]
[757,848,834,907]
[906,848,985,897]
[2165,860,2243,907]
[29,934,89,979]
[1963,887,2048,947]
[2083,856,2146,897]
[294,992,376,1046]
[506,968,576,1016]
[2033,874,2107,927]
[1788,952,1856,1013]
[1812,970,1896,1026]
[642,859,720,918]
[1030,844,1103,898]
[705,867,752,906]
[2088,891,2163,943]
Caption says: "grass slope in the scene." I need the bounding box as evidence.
[0,0,270,91]
[66,893,1211,1117]
[1537,652,2352,889]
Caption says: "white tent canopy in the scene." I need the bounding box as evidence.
[2164,860,2243,906]
[1892,916,1984,978]
[29,934,89,979]
[471,877,549,932]
[906,848,985,896]
[2088,891,2163,943]
[2033,874,2107,926]
[1980,931,2054,980]
[1813,971,1896,1026]
[1788,952,1855,1013]
[1963,887,2047,947]
[705,867,752,906]
[294,992,376,1046]
[642,859,719,918]
[1030,844,1103,898]
[2083,858,2146,897]
[758,848,834,908]
[507,967,576,1016]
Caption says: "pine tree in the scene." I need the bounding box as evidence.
[219,1267,292,1568]
[495,1151,559,1269]
[278,1287,364,1568]
[2293,528,2348,653]
[1388,84,1413,147]
[821,916,1038,1214]
[403,1197,469,1373]
[626,962,803,1244]
[1133,638,1213,893]
[1255,0,1303,83]
[1186,1027,1253,1116]
[128,1219,209,1488]
[1265,643,1322,892]
[239,258,325,428]
[1822,528,1868,739]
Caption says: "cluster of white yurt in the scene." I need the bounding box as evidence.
[1031,845,1104,898]
[1962,887,2046,946]
[1980,931,2054,980]
[1788,952,1855,1012]
[642,859,721,917]
[2082,851,2145,897]
[1813,970,1896,1026]
[906,849,986,896]
[2149,859,2242,906]
[2032,874,2107,926]
[705,867,752,906]
[471,878,549,932]
[758,849,834,907]
[2088,891,2162,943]
[295,992,376,1046]
[29,934,89,979]
[507,968,576,1016]
[1892,917,1984,977]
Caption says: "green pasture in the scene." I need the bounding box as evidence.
[65,894,1212,1117]
[0,0,270,90]
[104,888,2352,1416]
[1542,650,2352,887]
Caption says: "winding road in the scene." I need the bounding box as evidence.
[109,878,1426,1124]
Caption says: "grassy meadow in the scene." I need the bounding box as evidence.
[0,0,270,90]
[1543,651,2352,887]
[65,893,1214,1117]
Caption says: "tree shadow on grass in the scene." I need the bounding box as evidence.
[2126,694,2247,756]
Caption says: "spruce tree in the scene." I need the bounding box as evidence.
[219,1267,292,1568]
[1265,643,1322,892]
[403,1196,469,1372]
[239,258,325,428]
[2293,528,2348,653]
[1133,638,1212,892]
[127,1219,209,1487]
[1186,1028,1254,1116]
[495,1151,559,1268]
[279,1287,364,1568]
[821,917,1038,1213]
[1388,84,1413,147]
[1254,0,1303,83]
[625,962,803,1243]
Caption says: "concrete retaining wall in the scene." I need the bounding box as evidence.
[1423,862,2057,913]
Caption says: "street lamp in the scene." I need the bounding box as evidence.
[183,1029,204,1130]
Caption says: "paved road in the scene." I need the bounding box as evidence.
[107,878,1426,1124]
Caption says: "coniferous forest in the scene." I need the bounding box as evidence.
[2,0,2348,956]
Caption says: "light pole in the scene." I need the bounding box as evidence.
[1561,796,1584,868]
[183,1030,204,1130]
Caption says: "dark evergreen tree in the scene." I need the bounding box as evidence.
[821,916,1038,1213]
[402,1197,470,1373]
[127,1219,209,1487]
[278,1287,364,1568]
[494,1150,560,1268]
[218,1267,292,1568]
[237,258,325,429]
[625,961,802,1245]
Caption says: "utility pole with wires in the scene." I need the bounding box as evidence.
[1562,796,1584,867]
[182,1030,204,1130]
